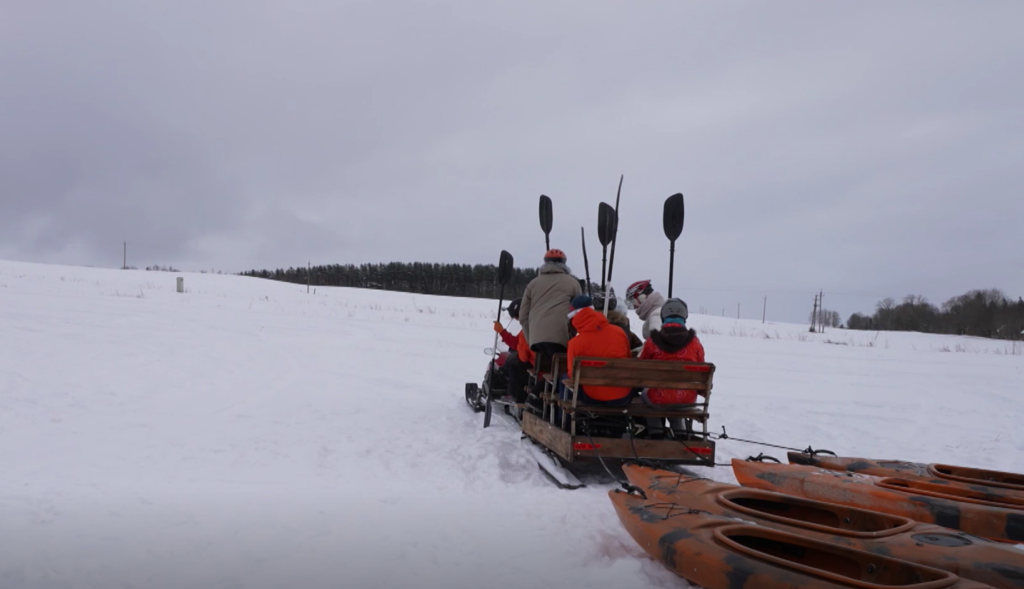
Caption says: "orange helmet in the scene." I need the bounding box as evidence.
[544,248,566,261]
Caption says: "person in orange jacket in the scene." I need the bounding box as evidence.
[638,297,706,438]
[494,298,534,365]
[560,294,633,406]
[492,298,534,403]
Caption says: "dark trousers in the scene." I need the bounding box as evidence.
[529,343,567,396]
[504,354,531,403]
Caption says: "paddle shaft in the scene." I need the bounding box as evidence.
[490,283,507,365]
[581,228,592,297]
[668,241,676,298]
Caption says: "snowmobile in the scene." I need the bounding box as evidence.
[464,347,524,428]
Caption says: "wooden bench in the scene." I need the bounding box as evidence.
[524,353,567,399]
[520,355,717,465]
[555,357,715,437]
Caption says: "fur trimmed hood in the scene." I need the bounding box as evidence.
[650,324,697,354]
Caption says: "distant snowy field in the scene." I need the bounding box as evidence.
[1,259,1021,589]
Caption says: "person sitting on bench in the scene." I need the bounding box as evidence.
[638,297,706,438]
[591,285,644,353]
[492,298,534,403]
[559,294,633,407]
[519,248,582,399]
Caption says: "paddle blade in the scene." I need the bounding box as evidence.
[597,202,618,247]
[539,195,553,236]
[498,250,514,285]
[663,193,685,241]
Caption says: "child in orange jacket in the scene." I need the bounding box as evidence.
[561,295,633,405]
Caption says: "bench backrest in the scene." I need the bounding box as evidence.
[571,357,715,397]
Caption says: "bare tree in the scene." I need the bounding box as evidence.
[809,308,841,328]
[827,310,841,327]
[875,297,896,330]
[845,289,1022,341]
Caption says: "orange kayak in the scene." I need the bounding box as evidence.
[622,464,1024,589]
[788,452,1024,498]
[610,490,995,589]
[733,459,1024,544]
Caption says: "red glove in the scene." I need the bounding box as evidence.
[493,321,504,333]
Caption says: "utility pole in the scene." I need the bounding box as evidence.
[737,302,740,319]
[762,296,767,323]
[123,241,127,270]
[811,294,819,333]
[820,290,825,333]
[307,261,311,294]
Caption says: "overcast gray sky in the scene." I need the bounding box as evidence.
[2,1,1022,323]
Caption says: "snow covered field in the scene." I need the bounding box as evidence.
[1,259,1022,589]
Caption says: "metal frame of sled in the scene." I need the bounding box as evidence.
[520,354,716,466]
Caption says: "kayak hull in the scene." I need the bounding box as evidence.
[623,464,1024,589]
[788,453,1024,498]
[733,459,1024,544]
[611,490,993,589]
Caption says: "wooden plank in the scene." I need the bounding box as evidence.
[551,354,566,373]
[572,436,715,463]
[572,358,715,373]
[573,357,712,369]
[568,358,715,391]
[564,402,709,420]
[577,374,709,389]
[522,412,574,463]
[577,365,712,379]
[574,364,712,379]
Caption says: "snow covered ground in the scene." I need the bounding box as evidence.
[1,259,1021,589]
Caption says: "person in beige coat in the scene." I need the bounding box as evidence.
[519,248,582,384]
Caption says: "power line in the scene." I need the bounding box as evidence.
[672,285,893,298]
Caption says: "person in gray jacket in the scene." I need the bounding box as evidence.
[519,248,582,383]
[625,279,666,340]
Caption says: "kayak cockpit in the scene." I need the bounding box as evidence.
[878,478,1024,509]
[929,464,1024,491]
[715,525,960,588]
[718,489,915,537]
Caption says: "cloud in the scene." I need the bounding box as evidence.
[1,0,1022,321]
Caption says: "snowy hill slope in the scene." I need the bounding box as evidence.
[1,259,1022,589]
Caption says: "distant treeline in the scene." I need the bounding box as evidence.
[847,289,1024,340]
[240,262,539,300]
[240,263,1022,341]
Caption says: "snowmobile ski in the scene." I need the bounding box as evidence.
[464,383,485,413]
